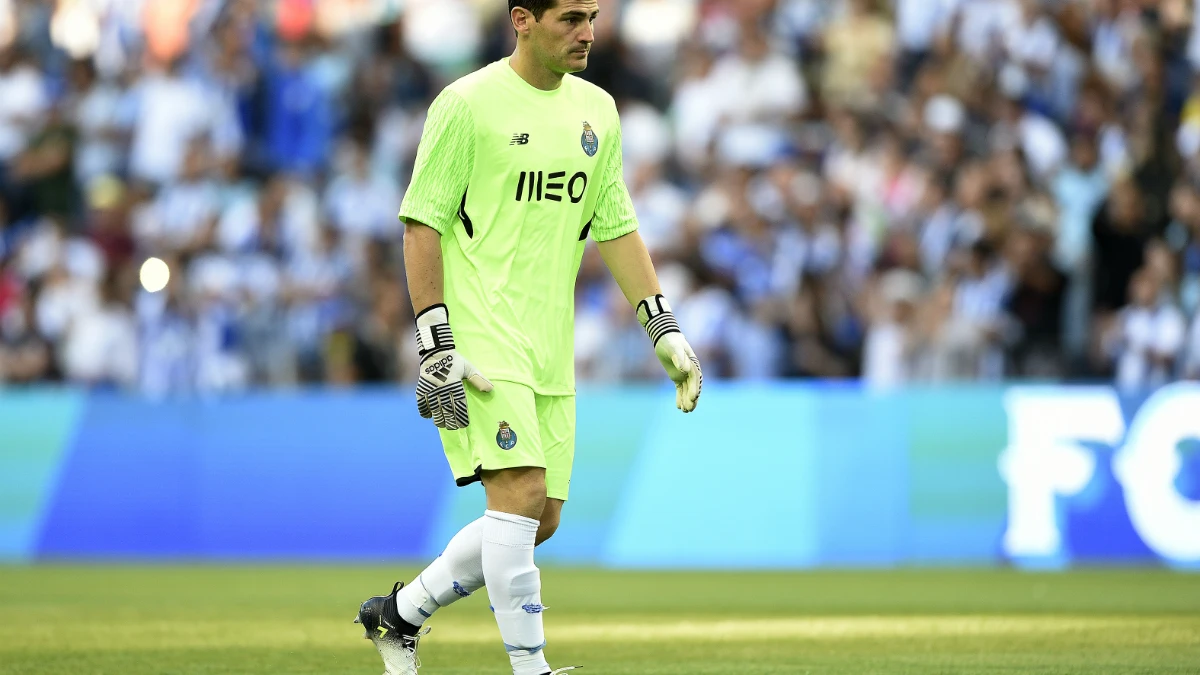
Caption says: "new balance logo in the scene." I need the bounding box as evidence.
[510,133,530,146]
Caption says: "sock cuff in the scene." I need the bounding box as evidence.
[484,510,540,529]
[484,510,539,547]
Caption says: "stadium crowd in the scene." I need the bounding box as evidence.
[2,0,1200,394]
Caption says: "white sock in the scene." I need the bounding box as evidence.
[396,517,486,627]
[483,509,548,675]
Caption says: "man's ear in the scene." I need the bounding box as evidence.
[511,7,532,37]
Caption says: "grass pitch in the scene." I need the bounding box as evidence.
[0,566,1197,674]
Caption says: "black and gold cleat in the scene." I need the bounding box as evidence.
[353,581,430,675]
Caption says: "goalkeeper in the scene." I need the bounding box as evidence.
[353,1,702,674]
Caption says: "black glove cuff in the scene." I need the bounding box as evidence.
[636,294,681,347]
[415,303,454,357]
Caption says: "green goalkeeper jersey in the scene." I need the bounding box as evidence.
[399,58,638,396]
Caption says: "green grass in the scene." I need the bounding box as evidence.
[1,566,1198,674]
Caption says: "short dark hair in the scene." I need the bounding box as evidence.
[509,0,557,20]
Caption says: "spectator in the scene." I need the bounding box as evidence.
[68,58,131,186]
[894,0,956,91]
[1106,267,1187,391]
[265,39,332,176]
[8,104,78,221]
[324,141,401,241]
[128,57,212,185]
[1053,132,1109,275]
[0,45,48,222]
[1168,181,1200,314]
[137,267,197,398]
[822,0,895,111]
[0,284,51,384]
[707,22,807,168]
[1092,178,1152,318]
[863,268,924,389]
[950,240,1013,379]
[61,270,137,388]
[285,224,353,381]
[139,141,219,254]
[1003,226,1066,377]
[0,46,47,168]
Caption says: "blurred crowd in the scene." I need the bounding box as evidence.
[3,0,1200,394]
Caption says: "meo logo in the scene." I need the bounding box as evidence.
[999,383,1200,566]
[514,170,588,203]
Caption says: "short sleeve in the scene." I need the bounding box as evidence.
[589,116,639,242]
[398,89,475,235]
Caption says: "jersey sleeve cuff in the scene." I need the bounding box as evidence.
[591,218,639,243]
[398,207,451,235]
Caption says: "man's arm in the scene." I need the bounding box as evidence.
[597,229,703,413]
[588,108,701,411]
[399,89,490,428]
[398,88,474,315]
[595,230,660,307]
[403,221,445,314]
[590,111,656,305]
[404,217,491,427]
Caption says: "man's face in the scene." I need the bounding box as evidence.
[525,1,599,74]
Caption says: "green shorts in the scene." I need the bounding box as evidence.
[438,380,576,501]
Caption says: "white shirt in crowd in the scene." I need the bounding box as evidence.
[707,49,807,167]
[142,179,221,250]
[73,79,132,184]
[1016,111,1068,178]
[0,62,47,161]
[1003,10,1059,70]
[1114,303,1187,392]
[671,67,723,170]
[955,266,1011,327]
[1095,6,1141,91]
[621,0,696,55]
[894,0,959,52]
[218,186,319,257]
[619,101,673,177]
[325,170,401,239]
[770,223,841,297]
[954,0,1020,61]
[863,321,910,390]
[137,289,196,398]
[631,174,689,255]
[129,72,212,184]
[402,0,481,67]
[61,303,138,387]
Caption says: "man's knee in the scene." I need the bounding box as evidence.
[535,514,559,546]
[482,467,547,519]
[535,499,563,546]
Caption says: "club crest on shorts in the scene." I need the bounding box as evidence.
[496,421,518,450]
[581,121,599,157]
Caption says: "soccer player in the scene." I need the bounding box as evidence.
[353,1,703,673]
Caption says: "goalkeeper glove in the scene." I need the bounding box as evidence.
[414,304,493,430]
[636,294,702,413]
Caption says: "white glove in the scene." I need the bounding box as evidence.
[414,304,493,430]
[636,294,702,413]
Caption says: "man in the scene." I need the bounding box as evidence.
[353,2,703,674]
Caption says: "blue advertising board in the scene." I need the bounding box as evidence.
[1,383,1197,568]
